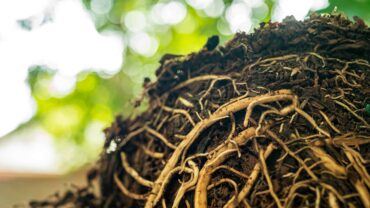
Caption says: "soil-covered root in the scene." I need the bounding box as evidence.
[30,13,370,208]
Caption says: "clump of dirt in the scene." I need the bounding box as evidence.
[31,13,370,208]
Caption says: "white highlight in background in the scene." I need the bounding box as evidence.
[0,0,124,137]
[91,0,113,15]
[186,0,213,9]
[0,127,58,173]
[226,2,253,33]
[204,0,225,17]
[129,32,159,57]
[49,73,77,97]
[124,11,147,32]
[150,2,187,25]
[272,0,329,21]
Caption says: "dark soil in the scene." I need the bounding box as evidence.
[31,13,370,208]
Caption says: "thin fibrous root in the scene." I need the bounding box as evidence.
[114,173,148,200]
[266,129,318,180]
[119,125,177,150]
[172,160,199,208]
[311,133,370,146]
[195,127,257,208]
[315,187,321,208]
[318,110,341,134]
[243,94,298,127]
[145,126,177,149]
[177,96,195,108]
[145,90,299,208]
[334,100,369,127]
[354,180,370,208]
[120,152,154,188]
[160,104,196,126]
[206,178,238,208]
[170,75,234,93]
[343,144,370,188]
[199,76,239,110]
[243,54,299,72]
[284,180,314,207]
[210,165,250,179]
[328,192,340,208]
[180,90,293,164]
[195,149,238,208]
[242,92,330,138]
[309,146,346,176]
[256,104,295,134]
[152,166,194,206]
[232,143,275,208]
[119,127,145,148]
[294,108,331,138]
[257,144,283,208]
[140,145,165,159]
[320,182,346,203]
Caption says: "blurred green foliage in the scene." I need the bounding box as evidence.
[28,66,134,143]
[25,0,370,170]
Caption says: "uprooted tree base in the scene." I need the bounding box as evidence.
[31,14,370,208]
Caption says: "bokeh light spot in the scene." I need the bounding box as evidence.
[226,2,252,33]
[162,2,187,25]
[129,32,158,57]
[123,10,146,32]
[186,0,213,9]
[149,2,187,25]
[272,0,329,21]
[49,73,76,98]
[253,3,269,20]
[91,0,113,15]
[204,0,225,17]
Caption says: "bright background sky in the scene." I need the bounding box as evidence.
[1,0,368,174]
[0,0,123,138]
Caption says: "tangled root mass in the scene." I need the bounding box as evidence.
[31,14,370,208]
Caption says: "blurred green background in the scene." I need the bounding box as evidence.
[0,0,369,174]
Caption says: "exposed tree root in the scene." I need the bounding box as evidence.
[30,14,370,208]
